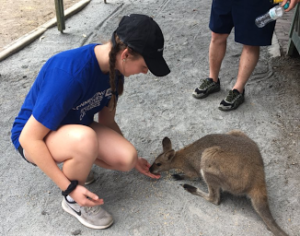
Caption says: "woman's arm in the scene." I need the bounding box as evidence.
[98,106,123,135]
[98,107,160,179]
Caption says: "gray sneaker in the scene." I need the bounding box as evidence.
[192,78,220,98]
[218,89,245,111]
[62,197,114,229]
[85,171,96,185]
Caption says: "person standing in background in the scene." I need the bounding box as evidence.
[192,0,299,111]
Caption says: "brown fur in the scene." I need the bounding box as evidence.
[149,130,288,236]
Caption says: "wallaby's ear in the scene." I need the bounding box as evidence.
[162,137,172,152]
[165,150,175,161]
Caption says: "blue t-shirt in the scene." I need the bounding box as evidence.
[11,44,121,149]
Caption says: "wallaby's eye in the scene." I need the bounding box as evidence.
[156,163,162,167]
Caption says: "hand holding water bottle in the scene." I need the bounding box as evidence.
[255,1,290,28]
[281,0,300,11]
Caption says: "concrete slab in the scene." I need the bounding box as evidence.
[0,0,299,236]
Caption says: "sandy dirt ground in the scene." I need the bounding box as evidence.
[0,0,299,236]
[0,0,81,50]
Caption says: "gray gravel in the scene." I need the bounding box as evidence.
[0,0,299,235]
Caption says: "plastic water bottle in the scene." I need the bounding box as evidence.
[255,2,289,28]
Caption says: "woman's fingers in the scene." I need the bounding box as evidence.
[70,185,104,206]
[86,197,104,206]
[84,189,104,206]
[86,190,99,200]
[147,172,161,179]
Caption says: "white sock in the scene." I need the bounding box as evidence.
[66,195,75,202]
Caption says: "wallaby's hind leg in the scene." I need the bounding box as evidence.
[202,170,221,205]
[181,146,222,205]
[182,170,221,205]
[182,183,220,205]
[249,189,289,236]
[185,146,223,205]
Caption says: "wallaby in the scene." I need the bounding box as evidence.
[149,130,289,236]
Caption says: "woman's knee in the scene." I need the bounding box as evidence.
[68,126,99,161]
[117,146,138,171]
[211,32,228,44]
[243,45,260,53]
[44,125,99,164]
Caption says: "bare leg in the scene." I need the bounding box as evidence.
[233,45,260,93]
[44,124,99,185]
[209,32,229,82]
[24,122,137,185]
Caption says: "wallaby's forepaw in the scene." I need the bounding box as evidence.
[181,184,197,193]
[172,174,185,180]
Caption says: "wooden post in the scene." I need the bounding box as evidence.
[287,3,300,56]
[54,0,66,32]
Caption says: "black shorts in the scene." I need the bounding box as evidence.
[209,0,275,46]
[17,145,37,166]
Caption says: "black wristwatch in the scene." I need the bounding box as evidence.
[62,180,78,197]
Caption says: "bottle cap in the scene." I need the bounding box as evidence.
[283,2,289,9]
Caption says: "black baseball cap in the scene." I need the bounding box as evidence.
[113,14,170,77]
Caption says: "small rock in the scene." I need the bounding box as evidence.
[41,210,48,215]
[71,229,82,235]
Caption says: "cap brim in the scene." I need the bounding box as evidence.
[144,56,170,77]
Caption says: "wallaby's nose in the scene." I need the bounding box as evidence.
[149,164,155,173]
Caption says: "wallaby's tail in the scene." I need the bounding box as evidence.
[249,189,289,236]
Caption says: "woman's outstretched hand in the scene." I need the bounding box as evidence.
[135,157,160,179]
